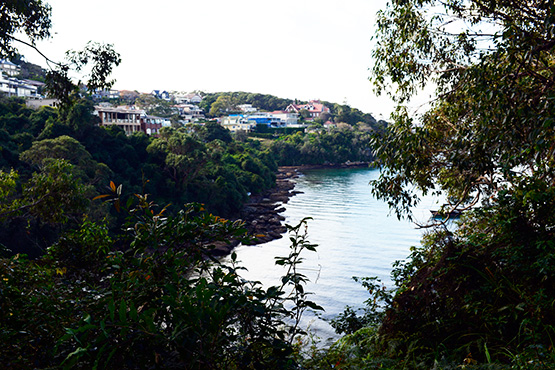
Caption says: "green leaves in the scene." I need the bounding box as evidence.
[372,0,555,219]
[0,0,52,58]
[45,42,121,116]
[365,0,555,367]
[47,203,321,369]
[0,159,89,224]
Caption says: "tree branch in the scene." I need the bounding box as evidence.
[8,34,63,68]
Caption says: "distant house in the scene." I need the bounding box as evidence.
[142,115,171,136]
[172,92,203,104]
[22,79,45,92]
[270,111,299,126]
[94,105,145,135]
[94,105,175,136]
[173,103,205,123]
[285,100,330,120]
[26,98,59,109]
[221,115,255,132]
[0,59,21,77]
[0,73,40,98]
[221,112,287,132]
[237,104,257,113]
[92,88,120,100]
[151,90,171,101]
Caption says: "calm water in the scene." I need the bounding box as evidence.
[232,167,441,340]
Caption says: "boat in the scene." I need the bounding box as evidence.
[430,208,462,219]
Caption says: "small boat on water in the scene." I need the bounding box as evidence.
[430,208,462,219]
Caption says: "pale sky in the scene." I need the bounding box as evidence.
[20,0,398,118]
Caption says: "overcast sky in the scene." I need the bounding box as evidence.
[20,0,401,118]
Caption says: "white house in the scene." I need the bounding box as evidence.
[220,115,254,132]
[92,88,120,100]
[0,59,21,77]
[237,104,257,113]
[172,92,203,104]
[270,111,299,126]
[0,73,40,98]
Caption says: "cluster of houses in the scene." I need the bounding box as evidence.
[0,59,44,99]
[93,91,206,135]
[1,59,334,137]
[94,104,172,136]
[220,101,331,132]
[94,94,332,136]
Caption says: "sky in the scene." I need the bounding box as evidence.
[19,0,400,118]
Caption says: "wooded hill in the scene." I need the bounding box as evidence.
[0,95,377,258]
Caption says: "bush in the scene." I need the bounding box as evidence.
[0,187,323,369]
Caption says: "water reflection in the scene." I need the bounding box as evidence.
[232,168,441,340]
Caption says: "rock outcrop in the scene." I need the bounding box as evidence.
[210,167,301,255]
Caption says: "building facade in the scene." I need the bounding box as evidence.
[285,100,331,120]
[141,115,171,136]
[95,106,145,135]
[0,59,21,77]
[221,112,292,132]
[0,73,40,98]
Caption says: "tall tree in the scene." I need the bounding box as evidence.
[359,0,555,365]
[371,0,555,218]
[209,94,237,116]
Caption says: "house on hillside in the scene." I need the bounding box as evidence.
[26,98,59,109]
[94,105,145,135]
[0,73,40,98]
[172,92,203,104]
[142,115,171,136]
[221,112,288,132]
[237,104,257,113]
[221,115,254,132]
[0,59,21,77]
[95,105,175,136]
[173,103,205,123]
[270,111,299,126]
[22,79,45,92]
[285,100,330,120]
[92,88,120,100]
[151,90,171,101]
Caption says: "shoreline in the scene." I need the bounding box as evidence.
[211,162,371,255]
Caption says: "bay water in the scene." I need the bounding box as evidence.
[232,167,441,340]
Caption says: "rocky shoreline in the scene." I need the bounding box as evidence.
[211,162,370,255]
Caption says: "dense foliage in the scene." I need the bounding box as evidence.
[312,1,555,369]
[0,96,278,257]
[0,184,323,368]
[200,92,296,116]
[268,124,375,166]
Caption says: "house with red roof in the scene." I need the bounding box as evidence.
[285,100,330,120]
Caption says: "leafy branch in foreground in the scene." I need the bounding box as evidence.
[0,182,322,369]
